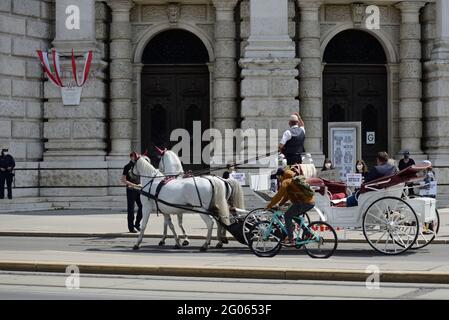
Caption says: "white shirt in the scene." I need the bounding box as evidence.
[280,125,305,145]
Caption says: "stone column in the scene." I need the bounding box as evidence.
[239,0,300,171]
[424,0,449,205]
[396,1,426,156]
[297,0,323,162]
[211,0,238,166]
[107,0,133,158]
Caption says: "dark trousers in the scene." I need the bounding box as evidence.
[126,188,143,231]
[0,173,13,199]
[285,202,315,239]
[285,154,302,165]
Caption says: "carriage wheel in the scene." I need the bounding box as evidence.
[363,196,418,255]
[303,221,338,259]
[242,208,275,245]
[248,221,283,257]
[411,208,440,250]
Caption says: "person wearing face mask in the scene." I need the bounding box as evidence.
[355,160,368,180]
[321,159,334,171]
[121,152,143,233]
[0,146,15,200]
[398,150,416,195]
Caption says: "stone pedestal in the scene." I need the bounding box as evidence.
[239,0,299,176]
[244,0,295,58]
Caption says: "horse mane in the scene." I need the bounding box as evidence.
[136,156,163,177]
[163,150,184,174]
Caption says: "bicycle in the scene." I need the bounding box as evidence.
[248,208,338,258]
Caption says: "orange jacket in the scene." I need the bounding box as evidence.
[267,170,315,208]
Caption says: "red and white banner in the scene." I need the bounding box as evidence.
[36,49,93,88]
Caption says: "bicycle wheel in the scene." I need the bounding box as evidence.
[248,221,283,258]
[303,221,338,259]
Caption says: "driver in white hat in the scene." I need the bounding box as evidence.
[279,113,305,165]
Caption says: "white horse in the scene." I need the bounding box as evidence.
[131,155,231,251]
[157,148,245,248]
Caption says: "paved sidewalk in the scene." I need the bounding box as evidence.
[0,208,448,243]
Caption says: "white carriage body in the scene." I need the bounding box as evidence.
[314,183,405,229]
[406,197,437,224]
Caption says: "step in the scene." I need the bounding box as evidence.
[0,201,54,213]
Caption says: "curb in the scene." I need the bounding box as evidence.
[0,231,448,244]
[1,260,449,284]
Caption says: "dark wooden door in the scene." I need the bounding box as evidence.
[141,65,210,170]
[323,65,387,166]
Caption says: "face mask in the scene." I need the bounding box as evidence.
[325,163,331,169]
[357,165,363,171]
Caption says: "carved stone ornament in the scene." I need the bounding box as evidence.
[167,2,180,24]
[351,3,365,25]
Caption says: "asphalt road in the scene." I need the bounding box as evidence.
[1,271,449,300]
[0,236,448,263]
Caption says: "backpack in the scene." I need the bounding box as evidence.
[291,175,315,197]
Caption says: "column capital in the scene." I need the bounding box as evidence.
[212,0,239,11]
[296,0,323,10]
[106,0,133,13]
[395,1,426,14]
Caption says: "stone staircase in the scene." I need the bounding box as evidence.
[0,197,54,213]
[0,195,127,213]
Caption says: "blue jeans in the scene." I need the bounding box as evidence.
[285,202,315,239]
[346,194,358,207]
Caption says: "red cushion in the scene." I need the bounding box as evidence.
[330,193,346,200]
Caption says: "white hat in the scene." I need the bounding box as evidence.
[423,160,432,166]
[289,114,299,122]
[1,144,8,150]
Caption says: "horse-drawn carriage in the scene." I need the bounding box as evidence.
[244,163,439,255]
[131,148,438,257]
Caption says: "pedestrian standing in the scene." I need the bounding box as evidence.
[279,113,306,165]
[0,145,15,200]
[398,150,416,195]
[121,152,143,233]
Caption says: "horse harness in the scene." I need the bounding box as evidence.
[139,173,216,217]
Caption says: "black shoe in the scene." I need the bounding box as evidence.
[8,197,12,200]
[129,229,137,233]
[134,225,141,231]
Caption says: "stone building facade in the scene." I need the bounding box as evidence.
[1,0,449,208]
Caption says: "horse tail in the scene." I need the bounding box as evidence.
[227,178,245,210]
[210,177,230,226]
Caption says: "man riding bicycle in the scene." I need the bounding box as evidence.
[266,169,315,246]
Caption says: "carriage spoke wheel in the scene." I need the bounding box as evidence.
[363,196,418,255]
[411,208,440,250]
[248,221,283,257]
[303,221,338,258]
[242,208,275,245]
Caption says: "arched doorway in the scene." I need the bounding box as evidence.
[141,29,210,170]
[323,29,387,166]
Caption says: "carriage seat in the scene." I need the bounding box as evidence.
[306,177,347,201]
[359,163,428,194]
